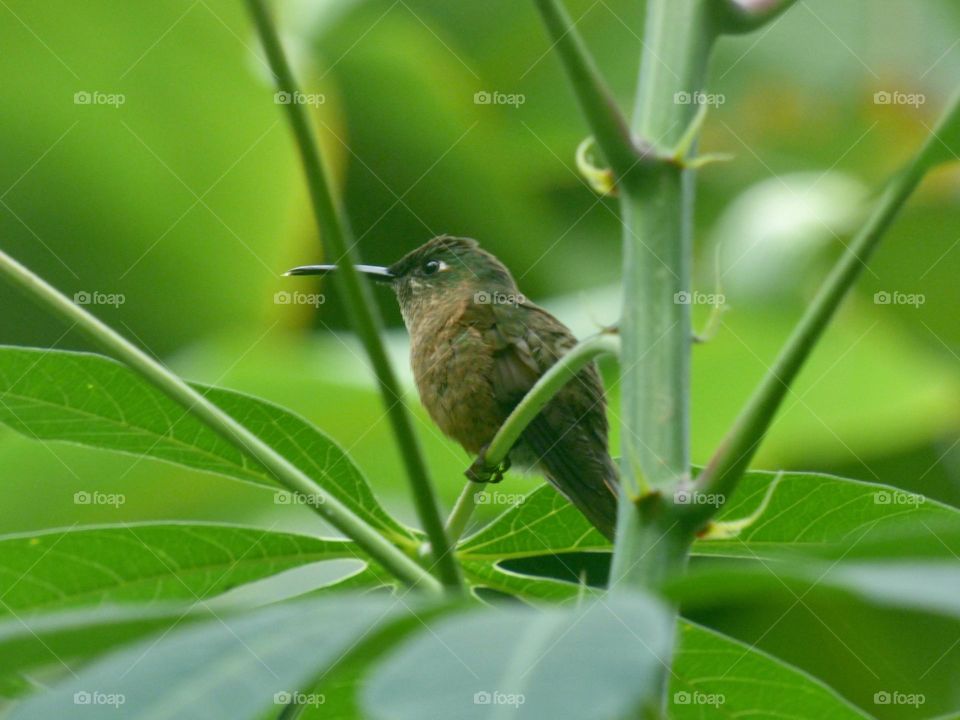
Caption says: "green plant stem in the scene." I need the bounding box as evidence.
[713,0,800,35]
[611,0,716,588]
[0,248,442,595]
[691,93,960,527]
[245,0,460,591]
[531,0,643,179]
[453,333,621,542]
[445,481,484,545]
[483,333,621,469]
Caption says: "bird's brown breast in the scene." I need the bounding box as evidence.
[408,297,506,454]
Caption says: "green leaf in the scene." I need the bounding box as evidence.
[457,470,960,562]
[698,469,960,559]
[0,523,361,615]
[669,559,960,619]
[0,605,208,693]
[364,591,673,719]
[7,595,423,720]
[457,484,607,560]
[671,621,870,719]
[461,560,581,603]
[0,347,415,544]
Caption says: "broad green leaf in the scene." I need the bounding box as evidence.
[461,560,581,603]
[458,470,960,562]
[457,484,607,559]
[298,610,452,720]
[0,523,361,615]
[0,605,208,693]
[0,347,415,544]
[671,621,870,719]
[698,470,960,559]
[8,595,425,720]
[364,591,673,720]
[669,560,960,620]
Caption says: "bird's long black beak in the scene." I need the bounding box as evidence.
[284,264,395,282]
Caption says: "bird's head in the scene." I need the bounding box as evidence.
[285,235,519,329]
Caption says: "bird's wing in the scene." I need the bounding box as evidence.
[462,299,618,538]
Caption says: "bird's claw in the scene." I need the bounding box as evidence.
[465,449,511,484]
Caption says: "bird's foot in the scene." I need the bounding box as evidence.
[465,448,511,484]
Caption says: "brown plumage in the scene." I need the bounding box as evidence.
[286,235,619,539]
[389,236,619,540]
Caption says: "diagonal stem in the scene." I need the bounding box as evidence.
[451,333,621,544]
[690,93,960,527]
[0,247,442,594]
[531,0,644,180]
[245,0,461,590]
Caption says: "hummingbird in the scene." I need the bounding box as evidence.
[287,236,619,539]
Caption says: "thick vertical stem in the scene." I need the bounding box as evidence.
[612,0,715,585]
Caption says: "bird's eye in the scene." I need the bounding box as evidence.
[422,259,445,275]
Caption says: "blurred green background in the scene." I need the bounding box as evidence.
[1,0,959,716]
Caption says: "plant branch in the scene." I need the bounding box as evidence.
[712,0,800,35]
[531,0,643,180]
[445,481,484,545]
[0,247,442,594]
[611,0,716,591]
[245,0,461,590]
[456,333,620,539]
[481,333,620,471]
[690,93,960,527]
